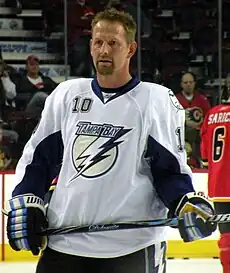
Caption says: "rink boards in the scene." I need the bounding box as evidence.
[0,171,219,261]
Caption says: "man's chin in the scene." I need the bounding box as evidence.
[184,90,193,95]
[96,67,114,75]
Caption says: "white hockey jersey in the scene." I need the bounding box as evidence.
[13,77,194,258]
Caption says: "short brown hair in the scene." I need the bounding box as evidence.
[91,8,136,43]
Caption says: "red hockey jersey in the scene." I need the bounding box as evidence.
[176,92,211,117]
[200,102,230,201]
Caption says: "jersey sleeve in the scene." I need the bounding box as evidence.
[200,111,209,167]
[146,88,194,213]
[12,83,66,199]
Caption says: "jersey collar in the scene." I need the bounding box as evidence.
[91,76,140,104]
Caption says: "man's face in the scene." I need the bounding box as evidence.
[181,74,196,95]
[90,20,136,76]
[27,61,39,75]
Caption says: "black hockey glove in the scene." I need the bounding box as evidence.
[175,192,217,242]
[5,194,48,255]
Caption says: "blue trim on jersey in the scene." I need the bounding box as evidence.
[12,131,63,199]
[91,76,140,103]
[145,135,194,210]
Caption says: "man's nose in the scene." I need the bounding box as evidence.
[100,42,110,54]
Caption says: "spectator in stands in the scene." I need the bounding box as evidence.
[0,59,21,145]
[0,59,17,120]
[41,0,64,36]
[16,55,57,118]
[0,123,13,170]
[67,0,95,77]
[176,72,211,168]
[42,0,95,77]
[176,72,211,127]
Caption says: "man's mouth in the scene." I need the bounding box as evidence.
[98,60,112,64]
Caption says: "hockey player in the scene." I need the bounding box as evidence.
[201,97,230,273]
[5,8,216,273]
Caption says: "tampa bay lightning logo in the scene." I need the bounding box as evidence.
[70,121,132,180]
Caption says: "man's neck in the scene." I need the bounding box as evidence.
[182,91,194,100]
[27,73,39,79]
[96,73,132,88]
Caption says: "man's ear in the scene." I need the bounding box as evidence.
[128,41,137,58]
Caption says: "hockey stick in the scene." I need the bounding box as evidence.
[41,218,179,235]
[41,212,230,236]
[2,203,230,236]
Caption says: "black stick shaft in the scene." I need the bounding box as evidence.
[40,213,230,236]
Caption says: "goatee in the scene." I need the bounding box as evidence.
[96,64,114,75]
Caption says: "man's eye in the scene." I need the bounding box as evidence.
[95,40,102,45]
[109,41,116,46]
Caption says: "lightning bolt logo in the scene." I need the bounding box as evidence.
[70,124,132,182]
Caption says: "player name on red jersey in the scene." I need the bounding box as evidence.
[208,111,230,125]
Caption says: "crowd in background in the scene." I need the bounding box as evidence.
[0,55,57,169]
[0,0,228,170]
